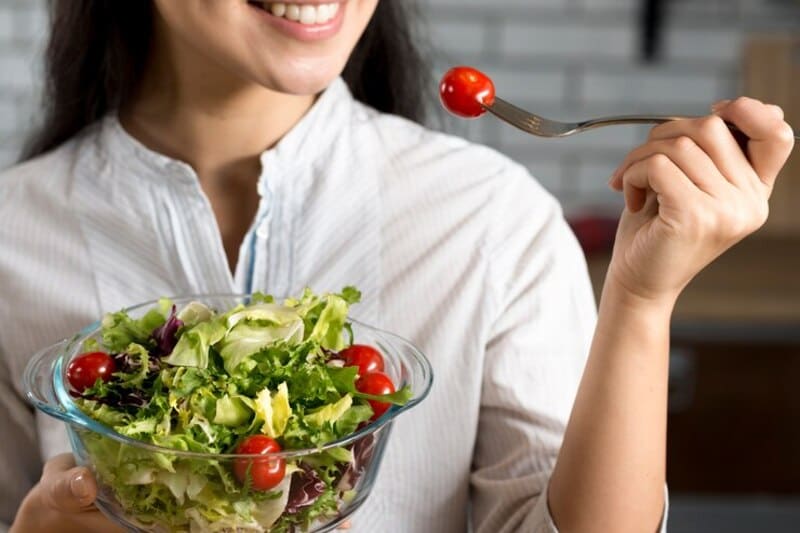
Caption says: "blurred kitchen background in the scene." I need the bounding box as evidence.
[1,0,800,531]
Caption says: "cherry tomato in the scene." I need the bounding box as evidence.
[66,351,116,393]
[234,435,286,491]
[439,66,495,118]
[355,371,396,421]
[340,344,384,376]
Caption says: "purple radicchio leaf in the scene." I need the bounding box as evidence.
[113,351,160,375]
[151,305,183,356]
[286,464,327,515]
[82,380,149,411]
[336,433,376,492]
[116,389,149,409]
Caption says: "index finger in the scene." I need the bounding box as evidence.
[41,453,78,479]
[40,454,97,512]
[715,97,795,188]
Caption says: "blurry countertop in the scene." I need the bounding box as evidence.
[586,236,800,343]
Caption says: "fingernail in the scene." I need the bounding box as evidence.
[70,471,91,500]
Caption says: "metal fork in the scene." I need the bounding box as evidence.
[483,97,800,140]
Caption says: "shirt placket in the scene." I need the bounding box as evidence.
[167,162,237,294]
[241,152,293,296]
[236,177,273,294]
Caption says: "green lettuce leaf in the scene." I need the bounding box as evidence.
[219,315,303,374]
[114,343,151,388]
[307,295,350,351]
[248,382,292,438]
[304,394,352,427]
[165,319,226,368]
[176,301,215,328]
[101,298,172,352]
[213,395,252,427]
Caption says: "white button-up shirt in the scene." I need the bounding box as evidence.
[0,78,622,532]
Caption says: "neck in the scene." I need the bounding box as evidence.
[120,19,315,182]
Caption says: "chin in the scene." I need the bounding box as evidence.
[254,56,347,96]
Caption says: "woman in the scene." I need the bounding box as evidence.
[0,1,793,532]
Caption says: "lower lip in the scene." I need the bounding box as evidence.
[248,3,346,42]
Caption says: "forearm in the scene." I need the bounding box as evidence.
[547,277,674,533]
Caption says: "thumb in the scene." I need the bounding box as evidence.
[39,454,97,512]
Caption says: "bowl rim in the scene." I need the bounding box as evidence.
[38,292,434,460]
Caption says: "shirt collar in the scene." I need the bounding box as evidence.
[98,77,356,190]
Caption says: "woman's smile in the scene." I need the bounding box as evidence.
[247,1,346,41]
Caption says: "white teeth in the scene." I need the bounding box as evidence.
[263,3,340,25]
[299,5,317,24]
[285,4,301,21]
[270,3,286,16]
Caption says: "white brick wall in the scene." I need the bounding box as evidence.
[0,0,45,164]
[0,0,797,212]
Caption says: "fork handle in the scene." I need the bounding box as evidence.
[579,115,741,152]
[578,114,695,130]
[579,114,800,142]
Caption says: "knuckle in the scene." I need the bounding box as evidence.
[719,199,767,236]
[776,122,796,146]
[696,115,726,138]
[767,104,785,121]
[647,153,672,173]
[672,135,696,153]
[731,96,759,111]
[725,212,747,236]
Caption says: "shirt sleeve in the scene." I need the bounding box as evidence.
[0,342,42,526]
[469,170,667,532]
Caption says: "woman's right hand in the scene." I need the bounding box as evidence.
[11,453,124,533]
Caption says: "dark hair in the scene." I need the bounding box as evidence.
[22,1,430,160]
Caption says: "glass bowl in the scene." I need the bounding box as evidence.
[23,294,433,532]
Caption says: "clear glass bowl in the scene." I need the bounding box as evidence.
[23,295,433,532]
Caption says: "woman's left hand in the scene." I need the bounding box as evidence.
[606,97,795,305]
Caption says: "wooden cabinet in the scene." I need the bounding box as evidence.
[587,237,800,492]
[743,35,800,237]
[666,342,800,492]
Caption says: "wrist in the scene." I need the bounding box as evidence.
[601,272,678,320]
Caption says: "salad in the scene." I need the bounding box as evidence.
[67,288,411,532]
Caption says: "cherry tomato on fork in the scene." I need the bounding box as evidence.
[439,66,495,118]
[234,435,286,491]
[340,344,384,376]
[355,371,396,421]
[66,351,116,393]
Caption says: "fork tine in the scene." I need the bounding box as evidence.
[484,98,567,137]
[486,99,540,134]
